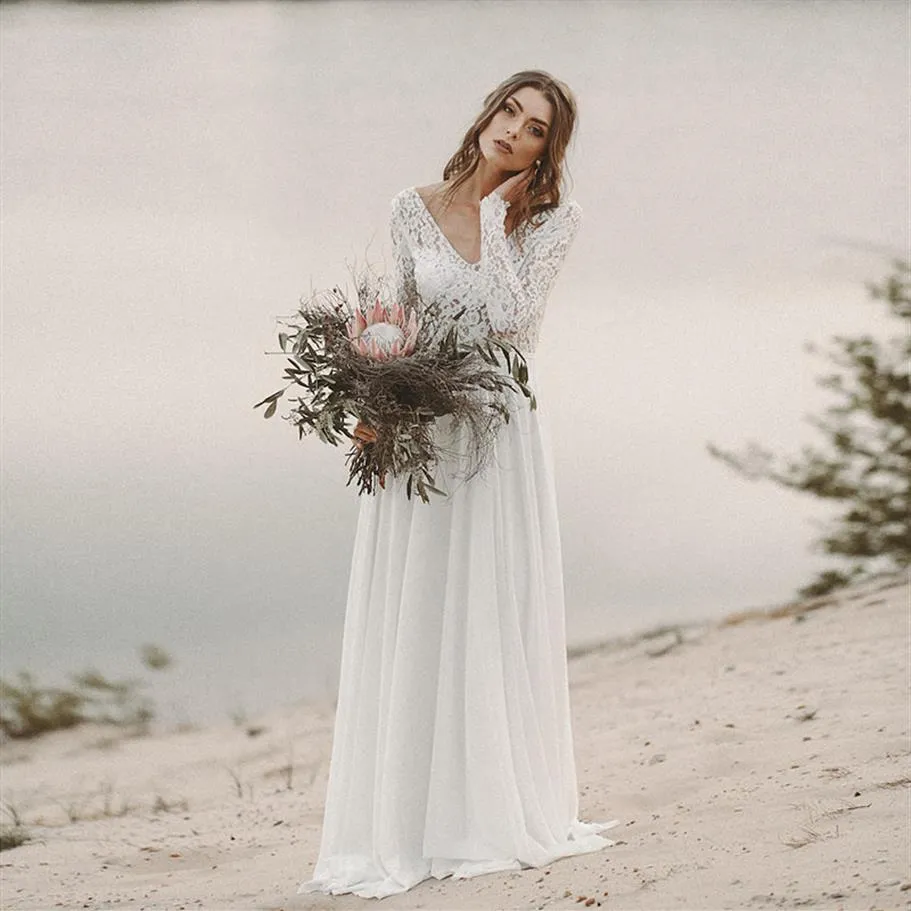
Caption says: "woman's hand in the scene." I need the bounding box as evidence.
[493,165,535,206]
[353,420,377,451]
[353,421,386,486]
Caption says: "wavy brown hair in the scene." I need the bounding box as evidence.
[441,70,578,239]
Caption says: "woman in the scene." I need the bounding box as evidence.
[297,70,618,900]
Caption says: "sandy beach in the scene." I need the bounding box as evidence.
[2,574,908,910]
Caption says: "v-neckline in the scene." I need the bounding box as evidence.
[409,187,482,267]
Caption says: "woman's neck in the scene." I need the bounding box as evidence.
[452,158,510,206]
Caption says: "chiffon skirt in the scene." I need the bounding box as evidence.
[297,364,618,899]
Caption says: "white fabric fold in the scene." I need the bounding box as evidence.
[297,393,618,899]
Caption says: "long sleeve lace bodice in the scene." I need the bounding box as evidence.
[390,187,582,354]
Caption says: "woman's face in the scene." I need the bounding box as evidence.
[479,85,553,173]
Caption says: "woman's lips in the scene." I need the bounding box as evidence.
[494,139,513,154]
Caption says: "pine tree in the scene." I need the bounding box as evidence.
[707,260,910,597]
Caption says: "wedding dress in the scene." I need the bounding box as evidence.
[297,187,618,899]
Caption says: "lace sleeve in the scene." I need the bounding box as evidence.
[390,195,418,309]
[477,193,582,345]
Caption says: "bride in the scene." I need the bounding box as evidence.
[297,69,618,900]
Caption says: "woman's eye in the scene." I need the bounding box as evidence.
[503,104,514,114]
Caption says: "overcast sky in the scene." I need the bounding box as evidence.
[1,0,907,722]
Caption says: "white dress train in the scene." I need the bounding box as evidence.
[297,188,618,899]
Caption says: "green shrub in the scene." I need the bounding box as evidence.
[0,645,173,740]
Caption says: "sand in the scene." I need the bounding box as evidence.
[1,574,908,910]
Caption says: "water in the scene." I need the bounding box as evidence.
[1,0,906,726]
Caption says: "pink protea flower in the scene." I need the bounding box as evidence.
[347,297,419,361]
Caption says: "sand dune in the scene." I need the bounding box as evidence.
[2,574,908,910]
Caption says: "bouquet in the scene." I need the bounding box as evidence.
[255,268,535,502]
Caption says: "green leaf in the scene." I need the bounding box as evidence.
[253,389,284,409]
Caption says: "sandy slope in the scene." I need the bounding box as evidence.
[1,575,908,911]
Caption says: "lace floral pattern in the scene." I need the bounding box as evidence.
[391,187,582,354]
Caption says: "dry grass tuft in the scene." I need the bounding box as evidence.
[0,824,30,851]
[875,775,911,789]
[781,825,827,849]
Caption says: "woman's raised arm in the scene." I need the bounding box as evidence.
[477,193,582,345]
